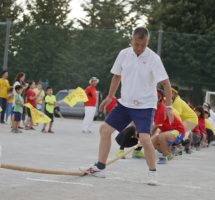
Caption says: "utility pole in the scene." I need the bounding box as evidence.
[157,26,163,57]
[0,19,12,70]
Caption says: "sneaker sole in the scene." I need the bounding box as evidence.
[79,168,105,178]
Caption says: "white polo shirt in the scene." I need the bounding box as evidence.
[111,47,168,109]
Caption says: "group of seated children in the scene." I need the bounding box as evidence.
[115,87,215,164]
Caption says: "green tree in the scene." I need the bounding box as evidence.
[147,0,215,35]
[26,0,71,26]
[52,29,129,93]
[0,0,22,70]
[10,0,72,86]
[143,0,215,104]
[80,0,135,30]
[0,0,22,21]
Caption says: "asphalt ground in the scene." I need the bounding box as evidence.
[0,118,215,200]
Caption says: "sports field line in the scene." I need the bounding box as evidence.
[26,177,94,187]
[106,177,202,189]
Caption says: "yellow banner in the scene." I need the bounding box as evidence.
[24,103,34,109]
[63,87,88,107]
[24,103,51,124]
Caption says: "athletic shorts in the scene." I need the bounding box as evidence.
[14,112,21,122]
[166,130,184,145]
[105,102,155,134]
[45,110,54,122]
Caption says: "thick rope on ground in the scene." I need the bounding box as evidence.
[0,163,84,176]
[0,144,140,176]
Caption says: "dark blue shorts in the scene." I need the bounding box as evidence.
[14,112,21,122]
[45,110,54,122]
[105,102,155,134]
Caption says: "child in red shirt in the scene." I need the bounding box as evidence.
[151,90,185,163]
[193,106,207,148]
[25,81,36,129]
[104,96,117,115]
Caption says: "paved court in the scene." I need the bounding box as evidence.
[0,118,215,200]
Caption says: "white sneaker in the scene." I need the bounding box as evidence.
[147,171,158,186]
[79,165,106,178]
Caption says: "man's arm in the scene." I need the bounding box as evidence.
[99,74,121,111]
[107,75,121,98]
[160,79,173,124]
[160,79,172,106]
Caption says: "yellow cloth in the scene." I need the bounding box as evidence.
[173,96,198,125]
[205,119,215,135]
[173,108,181,121]
[0,106,2,112]
[45,95,56,113]
[0,78,10,98]
[63,87,88,107]
[34,88,45,104]
[24,103,51,124]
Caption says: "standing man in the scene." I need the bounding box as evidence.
[0,70,10,124]
[81,27,173,185]
[82,77,99,133]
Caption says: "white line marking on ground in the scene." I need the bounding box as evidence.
[182,157,203,160]
[106,177,202,189]
[161,183,201,189]
[26,177,94,187]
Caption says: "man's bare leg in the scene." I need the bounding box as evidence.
[98,122,115,164]
[139,134,156,170]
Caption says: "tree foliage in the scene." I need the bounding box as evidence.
[0,0,22,70]
[147,0,215,35]
[26,0,71,26]
[80,0,135,31]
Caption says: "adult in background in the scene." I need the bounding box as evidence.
[34,81,45,111]
[80,27,173,186]
[0,70,10,124]
[13,72,26,94]
[82,77,99,134]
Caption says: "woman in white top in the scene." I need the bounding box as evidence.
[13,72,26,95]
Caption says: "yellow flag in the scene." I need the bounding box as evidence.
[24,103,51,124]
[31,108,51,125]
[0,106,2,112]
[63,87,88,107]
[24,103,34,109]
